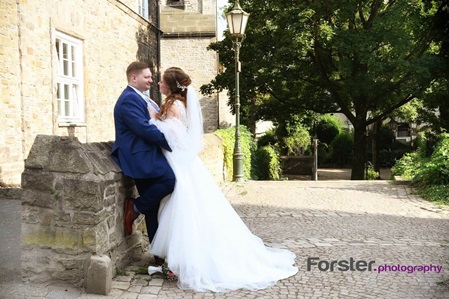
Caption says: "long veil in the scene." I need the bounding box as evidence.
[186,86,204,154]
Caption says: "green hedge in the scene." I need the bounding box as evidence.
[215,126,255,181]
[252,145,281,180]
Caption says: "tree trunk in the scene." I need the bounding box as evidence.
[351,122,367,180]
[372,120,381,174]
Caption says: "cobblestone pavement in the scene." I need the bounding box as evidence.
[1,180,448,298]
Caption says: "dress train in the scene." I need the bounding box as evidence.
[149,105,298,292]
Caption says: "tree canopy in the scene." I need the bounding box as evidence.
[202,0,449,179]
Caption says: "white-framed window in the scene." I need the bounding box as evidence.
[55,31,84,123]
[138,0,149,19]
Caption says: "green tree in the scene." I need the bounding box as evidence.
[420,1,449,132]
[202,0,448,179]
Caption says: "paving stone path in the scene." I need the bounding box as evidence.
[1,180,448,298]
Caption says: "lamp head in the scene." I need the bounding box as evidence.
[226,1,250,38]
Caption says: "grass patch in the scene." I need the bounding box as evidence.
[414,185,449,206]
[115,268,128,276]
[136,267,149,275]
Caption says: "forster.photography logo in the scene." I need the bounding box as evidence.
[306,257,443,274]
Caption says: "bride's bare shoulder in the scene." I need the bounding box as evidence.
[166,102,181,119]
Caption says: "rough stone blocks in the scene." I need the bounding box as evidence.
[84,255,112,295]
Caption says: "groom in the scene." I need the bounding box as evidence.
[111,61,175,254]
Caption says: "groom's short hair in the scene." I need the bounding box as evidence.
[126,61,150,81]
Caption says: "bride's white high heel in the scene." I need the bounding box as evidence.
[148,265,163,275]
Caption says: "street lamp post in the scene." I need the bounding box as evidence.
[226,0,249,182]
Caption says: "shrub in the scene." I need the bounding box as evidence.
[283,126,310,156]
[312,115,344,165]
[366,162,379,180]
[257,129,277,148]
[391,151,422,180]
[379,149,401,168]
[252,145,281,180]
[378,125,396,150]
[215,126,255,181]
[317,143,332,165]
[330,131,354,166]
[413,134,449,186]
[315,114,343,145]
[423,131,443,157]
[391,133,449,205]
[275,115,311,155]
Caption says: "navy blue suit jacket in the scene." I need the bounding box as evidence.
[111,86,172,179]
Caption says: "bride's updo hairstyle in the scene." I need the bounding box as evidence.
[158,67,191,119]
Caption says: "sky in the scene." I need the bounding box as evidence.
[217,0,229,40]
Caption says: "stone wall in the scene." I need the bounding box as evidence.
[160,37,219,132]
[160,0,222,133]
[20,135,140,286]
[0,0,228,187]
[0,0,23,186]
[0,0,160,186]
[20,133,224,287]
[218,90,235,129]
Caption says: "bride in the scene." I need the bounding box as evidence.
[147,67,298,292]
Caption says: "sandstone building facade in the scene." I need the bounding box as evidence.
[0,0,229,186]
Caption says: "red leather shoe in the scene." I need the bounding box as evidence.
[124,197,139,235]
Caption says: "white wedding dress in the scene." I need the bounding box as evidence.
[148,88,298,292]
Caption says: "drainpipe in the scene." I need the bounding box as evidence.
[157,0,162,104]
